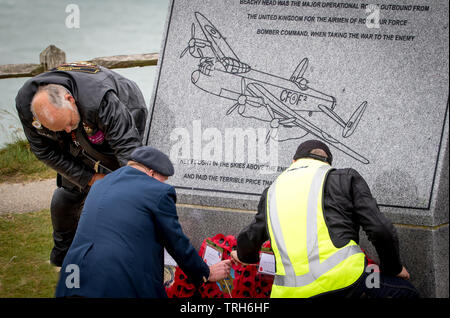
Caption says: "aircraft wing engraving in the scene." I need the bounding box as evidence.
[246,83,370,164]
[181,11,370,164]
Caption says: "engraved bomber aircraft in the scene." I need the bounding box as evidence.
[180,12,369,164]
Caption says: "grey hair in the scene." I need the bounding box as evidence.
[31,84,72,117]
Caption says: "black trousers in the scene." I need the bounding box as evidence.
[49,175,87,267]
[315,269,420,298]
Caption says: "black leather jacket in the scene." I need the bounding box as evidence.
[237,157,403,276]
[15,65,148,190]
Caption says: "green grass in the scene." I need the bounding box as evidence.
[0,210,59,297]
[0,139,55,183]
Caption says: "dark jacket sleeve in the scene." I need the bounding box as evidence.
[17,111,94,189]
[153,186,210,286]
[97,91,144,166]
[236,187,270,263]
[348,169,403,275]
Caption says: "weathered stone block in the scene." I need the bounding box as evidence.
[147,0,449,297]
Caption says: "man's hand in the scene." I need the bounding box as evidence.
[88,173,106,186]
[230,250,241,265]
[397,266,411,280]
[230,250,256,266]
[208,260,232,282]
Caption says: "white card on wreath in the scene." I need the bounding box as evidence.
[258,252,275,275]
[203,245,222,266]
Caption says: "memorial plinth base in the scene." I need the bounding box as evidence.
[175,188,449,298]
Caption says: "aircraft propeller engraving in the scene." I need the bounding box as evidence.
[180,12,370,164]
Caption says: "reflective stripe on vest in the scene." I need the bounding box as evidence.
[267,158,365,297]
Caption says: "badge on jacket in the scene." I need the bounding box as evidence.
[32,117,42,129]
[83,123,104,144]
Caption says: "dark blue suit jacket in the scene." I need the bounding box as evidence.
[55,166,209,298]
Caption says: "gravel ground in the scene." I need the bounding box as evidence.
[0,179,56,214]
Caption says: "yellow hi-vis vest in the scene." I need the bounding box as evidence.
[267,158,365,298]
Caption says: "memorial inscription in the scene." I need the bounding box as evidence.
[147,0,448,209]
[149,0,448,297]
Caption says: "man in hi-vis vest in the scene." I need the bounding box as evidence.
[231,140,419,298]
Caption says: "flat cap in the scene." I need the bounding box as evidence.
[293,139,333,165]
[130,146,174,177]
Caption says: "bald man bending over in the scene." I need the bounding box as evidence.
[16,64,147,267]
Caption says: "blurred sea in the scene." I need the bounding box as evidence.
[0,0,169,148]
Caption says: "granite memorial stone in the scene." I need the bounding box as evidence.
[147,0,449,297]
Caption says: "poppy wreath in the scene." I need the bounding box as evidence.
[165,266,197,298]
[197,234,235,298]
[165,234,274,298]
[232,240,274,298]
[165,234,377,298]
[165,234,235,298]
[361,248,377,266]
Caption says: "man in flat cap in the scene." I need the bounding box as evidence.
[231,140,419,298]
[55,146,231,298]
